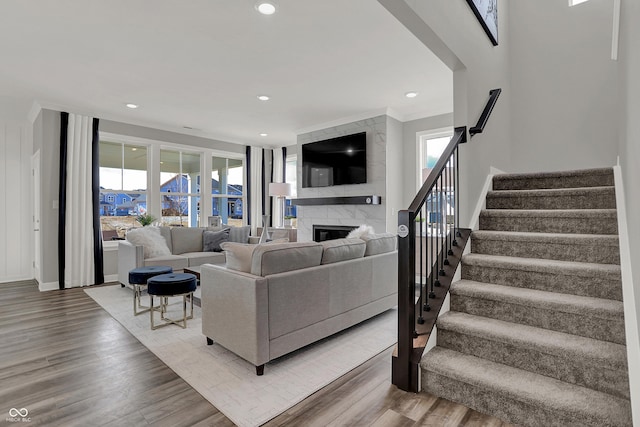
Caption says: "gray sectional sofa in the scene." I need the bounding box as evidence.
[117,225,251,286]
[200,234,398,375]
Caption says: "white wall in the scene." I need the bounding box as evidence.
[0,97,33,283]
[385,116,404,232]
[509,0,619,172]
[380,0,513,227]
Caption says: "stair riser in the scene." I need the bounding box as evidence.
[422,371,607,427]
[493,174,614,191]
[479,215,618,234]
[450,296,626,345]
[461,264,622,301]
[438,329,629,399]
[471,239,620,264]
[486,193,616,210]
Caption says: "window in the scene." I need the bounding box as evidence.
[99,140,148,238]
[160,150,200,227]
[285,155,297,224]
[418,130,454,232]
[211,156,244,227]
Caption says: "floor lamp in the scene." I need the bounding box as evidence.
[269,182,292,228]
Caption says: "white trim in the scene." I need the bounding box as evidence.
[294,108,391,135]
[39,281,59,292]
[103,241,119,251]
[613,165,640,425]
[104,274,118,283]
[468,166,505,230]
[28,101,42,124]
[612,0,620,61]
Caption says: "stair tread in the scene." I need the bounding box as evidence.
[471,230,619,244]
[438,311,627,370]
[462,253,621,276]
[487,186,614,197]
[451,280,624,319]
[493,168,613,182]
[480,208,617,218]
[422,347,631,424]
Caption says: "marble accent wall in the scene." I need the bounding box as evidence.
[297,115,387,242]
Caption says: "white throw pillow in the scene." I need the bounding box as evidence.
[126,226,172,259]
[346,224,375,239]
[220,242,256,273]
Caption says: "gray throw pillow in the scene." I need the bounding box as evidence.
[203,228,230,252]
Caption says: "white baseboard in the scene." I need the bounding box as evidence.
[613,166,640,426]
[39,281,59,292]
[0,275,33,284]
[468,166,506,231]
[104,274,119,284]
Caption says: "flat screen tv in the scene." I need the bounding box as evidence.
[302,132,367,188]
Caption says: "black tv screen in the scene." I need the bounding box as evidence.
[302,132,367,188]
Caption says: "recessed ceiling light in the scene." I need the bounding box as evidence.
[405,92,418,98]
[257,95,270,101]
[255,1,276,15]
[131,148,137,151]
[260,133,268,137]
[126,103,138,109]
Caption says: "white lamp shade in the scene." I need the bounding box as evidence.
[269,182,291,197]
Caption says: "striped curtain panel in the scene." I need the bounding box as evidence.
[58,112,103,289]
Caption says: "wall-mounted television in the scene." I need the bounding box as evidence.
[302,132,367,188]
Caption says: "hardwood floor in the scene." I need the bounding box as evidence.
[0,280,514,426]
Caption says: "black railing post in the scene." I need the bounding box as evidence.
[394,209,415,392]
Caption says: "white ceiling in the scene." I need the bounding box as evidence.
[0,0,452,146]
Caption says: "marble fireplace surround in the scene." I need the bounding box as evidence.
[296,114,394,242]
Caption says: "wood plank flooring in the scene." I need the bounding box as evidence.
[0,280,514,426]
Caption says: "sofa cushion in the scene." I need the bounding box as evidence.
[144,254,188,270]
[203,228,229,252]
[126,226,171,258]
[250,242,323,276]
[171,227,204,254]
[220,242,256,273]
[181,251,226,267]
[229,225,251,244]
[159,226,173,253]
[361,233,397,256]
[320,238,366,264]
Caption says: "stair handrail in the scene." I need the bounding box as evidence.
[393,88,502,393]
[393,126,467,392]
[469,88,502,136]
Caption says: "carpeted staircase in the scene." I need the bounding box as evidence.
[420,168,633,427]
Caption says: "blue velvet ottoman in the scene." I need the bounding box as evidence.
[128,266,173,316]
[147,273,197,330]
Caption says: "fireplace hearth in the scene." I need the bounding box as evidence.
[313,225,358,242]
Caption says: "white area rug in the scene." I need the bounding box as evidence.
[85,285,397,427]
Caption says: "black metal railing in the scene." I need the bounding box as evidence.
[469,88,502,136]
[392,89,501,392]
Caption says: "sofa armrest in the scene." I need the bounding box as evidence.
[117,241,144,286]
[200,264,269,367]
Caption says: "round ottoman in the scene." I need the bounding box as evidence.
[147,273,197,330]
[128,266,173,316]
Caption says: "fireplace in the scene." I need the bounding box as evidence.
[313,224,358,242]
